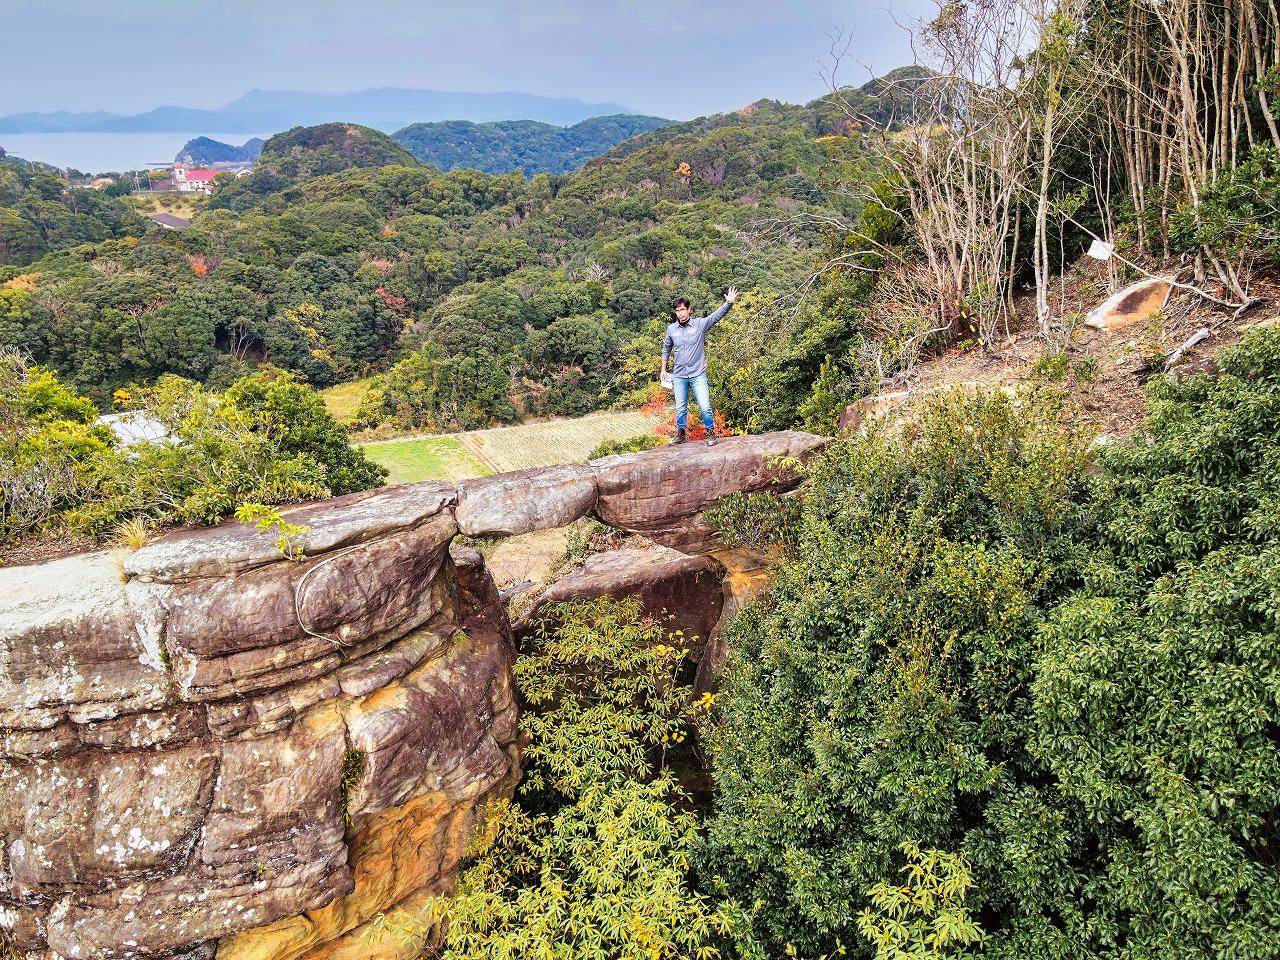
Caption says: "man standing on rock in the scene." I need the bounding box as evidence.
[661,286,738,445]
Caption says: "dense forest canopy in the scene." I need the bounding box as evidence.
[0,153,146,265]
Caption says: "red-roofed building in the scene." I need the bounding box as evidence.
[172,164,220,194]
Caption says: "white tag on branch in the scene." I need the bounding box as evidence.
[1087,239,1115,261]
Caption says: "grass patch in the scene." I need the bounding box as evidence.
[362,435,491,485]
[320,377,373,423]
[339,748,365,826]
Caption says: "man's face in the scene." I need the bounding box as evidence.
[674,303,692,324]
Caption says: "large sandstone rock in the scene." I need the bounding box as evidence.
[591,432,825,552]
[216,621,518,960]
[515,544,723,649]
[456,464,597,537]
[125,483,456,582]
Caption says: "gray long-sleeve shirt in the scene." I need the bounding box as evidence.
[662,302,730,378]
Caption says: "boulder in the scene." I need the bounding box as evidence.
[455,464,596,537]
[160,512,457,701]
[591,432,825,552]
[838,390,909,433]
[1084,276,1173,330]
[125,482,456,582]
[515,544,724,649]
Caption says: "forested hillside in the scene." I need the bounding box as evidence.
[176,136,263,165]
[392,114,672,174]
[0,152,146,265]
[0,96,865,428]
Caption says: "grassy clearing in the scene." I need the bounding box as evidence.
[362,436,492,485]
[128,192,204,219]
[321,377,373,422]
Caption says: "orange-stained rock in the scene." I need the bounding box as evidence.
[1083,276,1173,330]
[695,547,779,694]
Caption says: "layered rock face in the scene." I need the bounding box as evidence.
[0,431,823,960]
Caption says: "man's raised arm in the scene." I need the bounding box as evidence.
[702,285,739,331]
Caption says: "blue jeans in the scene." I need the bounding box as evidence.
[673,372,714,433]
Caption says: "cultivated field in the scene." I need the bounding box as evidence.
[454,409,665,472]
[360,409,665,484]
[362,435,491,485]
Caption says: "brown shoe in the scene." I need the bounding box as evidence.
[705,436,718,446]
[671,428,687,444]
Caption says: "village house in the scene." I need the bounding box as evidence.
[172,163,220,194]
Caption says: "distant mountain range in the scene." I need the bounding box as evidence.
[0,88,637,134]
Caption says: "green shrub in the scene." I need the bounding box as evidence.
[706,331,1280,959]
[705,491,801,549]
[1032,325,1280,958]
[857,842,985,960]
[0,358,385,546]
[1170,146,1280,262]
[703,388,1097,958]
[0,349,121,542]
[1031,351,1070,382]
[587,432,660,459]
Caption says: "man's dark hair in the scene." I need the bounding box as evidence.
[672,296,690,310]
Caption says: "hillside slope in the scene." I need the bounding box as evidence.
[393,114,672,174]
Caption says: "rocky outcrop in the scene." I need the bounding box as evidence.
[0,431,823,960]
[514,544,724,650]
[455,465,596,537]
[592,431,825,552]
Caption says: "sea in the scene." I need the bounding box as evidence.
[0,132,275,175]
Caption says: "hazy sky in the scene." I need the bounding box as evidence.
[1,0,937,119]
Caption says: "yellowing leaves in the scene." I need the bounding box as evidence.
[2,272,38,291]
